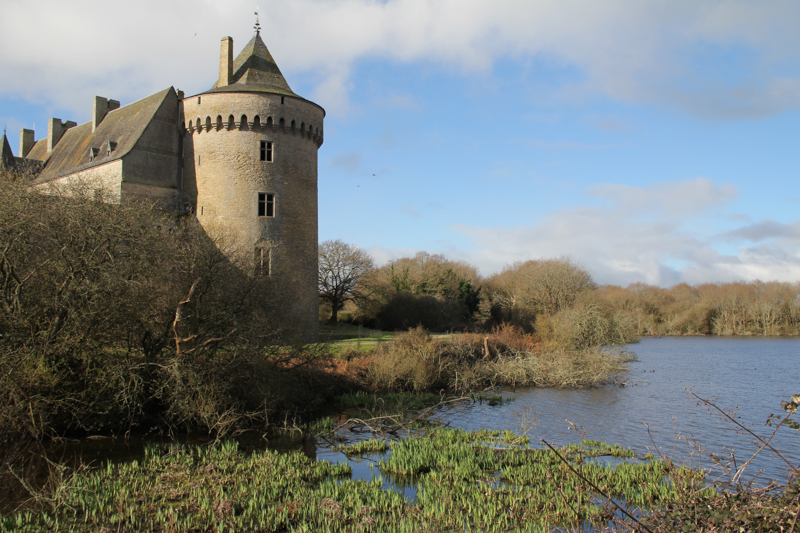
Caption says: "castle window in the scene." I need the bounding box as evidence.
[255,247,271,276]
[281,96,285,104]
[260,141,273,162]
[253,115,261,128]
[228,115,235,129]
[216,115,223,130]
[291,120,296,133]
[240,114,248,130]
[266,116,273,126]
[205,117,212,131]
[258,192,274,217]
[197,97,201,104]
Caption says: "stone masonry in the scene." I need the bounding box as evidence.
[2,27,325,342]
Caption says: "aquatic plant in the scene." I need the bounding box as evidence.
[1,431,716,533]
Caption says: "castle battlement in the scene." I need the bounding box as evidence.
[184,113,323,146]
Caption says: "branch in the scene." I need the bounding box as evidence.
[541,438,654,533]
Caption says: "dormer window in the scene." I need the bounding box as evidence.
[88,147,98,162]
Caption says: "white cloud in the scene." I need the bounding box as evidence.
[1,0,798,118]
[448,178,800,286]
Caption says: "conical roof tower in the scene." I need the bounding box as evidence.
[181,23,325,343]
[206,31,298,97]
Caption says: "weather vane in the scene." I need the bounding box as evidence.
[254,6,261,35]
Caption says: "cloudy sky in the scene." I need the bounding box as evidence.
[1,0,799,286]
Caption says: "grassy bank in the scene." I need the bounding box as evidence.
[0,430,734,532]
[358,327,634,392]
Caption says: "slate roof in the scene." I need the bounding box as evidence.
[29,88,175,184]
[206,33,298,97]
[0,132,15,170]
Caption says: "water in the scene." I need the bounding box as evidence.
[321,336,800,487]
[5,336,799,514]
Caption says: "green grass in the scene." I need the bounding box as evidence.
[2,430,721,532]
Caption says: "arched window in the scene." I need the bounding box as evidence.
[291,119,296,132]
[253,115,261,128]
[205,117,212,131]
[227,115,235,129]
[186,120,192,132]
[240,114,248,130]
[279,118,285,128]
[196,118,201,131]
[216,115,223,130]
[266,116,273,126]
[300,122,305,135]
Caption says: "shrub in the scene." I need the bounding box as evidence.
[366,327,451,391]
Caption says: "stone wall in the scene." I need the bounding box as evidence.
[182,91,324,341]
[122,90,181,206]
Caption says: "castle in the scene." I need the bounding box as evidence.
[0,26,325,341]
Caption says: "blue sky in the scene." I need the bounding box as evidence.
[1,0,799,286]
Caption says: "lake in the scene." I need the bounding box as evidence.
[320,336,800,489]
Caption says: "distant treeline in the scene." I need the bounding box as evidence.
[325,247,800,338]
[596,281,800,336]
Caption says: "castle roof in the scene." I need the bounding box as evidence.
[0,131,15,170]
[206,32,297,97]
[29,87,176,184]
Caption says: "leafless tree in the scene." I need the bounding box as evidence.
[318,239,374,323]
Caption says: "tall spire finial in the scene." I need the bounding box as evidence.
[254,6,261,35]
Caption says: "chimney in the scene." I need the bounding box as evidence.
[47,118,76,152]
[19,129,34,157]
[219,36,233,87]
[93,96,120,132]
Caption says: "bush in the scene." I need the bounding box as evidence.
[0,171,348,440]
[376,293,467,331]
[543,296,638,350]
[363,326,632,392]
[366,327,450,391]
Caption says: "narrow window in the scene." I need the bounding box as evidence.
[260,141,273,162]
[200,206,204,215]
[258,192,275,217]
[255,248,271,276]
[281,96,285,104]
[197,96,201,104]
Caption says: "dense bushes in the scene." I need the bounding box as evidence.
[352,252,481,331]
[364,327,633,392]
[0,172,349,440]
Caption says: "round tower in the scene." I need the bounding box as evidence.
[181,29,324,342]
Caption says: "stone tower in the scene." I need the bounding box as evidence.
[181,29,325,341]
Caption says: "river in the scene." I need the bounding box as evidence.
[320,336,800,489]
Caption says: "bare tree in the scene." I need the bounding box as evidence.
[318,239,374,323]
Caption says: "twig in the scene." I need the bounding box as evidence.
[541,438,654,533]
[692,392,799,476]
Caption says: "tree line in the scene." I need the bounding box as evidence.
[319,240,800,338]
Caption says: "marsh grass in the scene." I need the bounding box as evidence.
[1,430,718,533]
[365,327,634,393]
